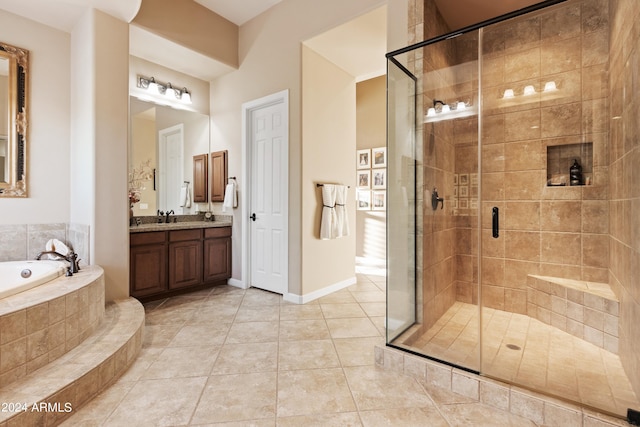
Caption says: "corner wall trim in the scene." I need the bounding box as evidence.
[227,278,247,289]
[284,276,357,304]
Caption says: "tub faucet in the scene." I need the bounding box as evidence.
[35,250,81,274]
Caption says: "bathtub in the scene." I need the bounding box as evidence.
[0,260,66,299]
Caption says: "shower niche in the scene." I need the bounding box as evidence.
[546,142,593,186]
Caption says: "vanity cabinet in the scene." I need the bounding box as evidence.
[192,154,208,203]
[130,232,167,298]
[210,150,228,202]
[129,226,231,301]
[203,227,232,282]
[169,229,203,289]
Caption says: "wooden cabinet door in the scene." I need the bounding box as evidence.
[203,237,231,282]
[210,150,228,202]
[193,153,208,203]
[130,243,167,297]
[169,240,203,289]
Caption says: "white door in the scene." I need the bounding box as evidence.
[246,92,288,294]
[159,124,184,213]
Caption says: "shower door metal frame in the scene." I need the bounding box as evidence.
[384,0,571,373]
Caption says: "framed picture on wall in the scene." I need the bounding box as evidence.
[357,149,371,169]
[372,190,386,210]
[356,190,371,210]
[357,170,371,188]
[372,168,386,189]
[372,147,387,168]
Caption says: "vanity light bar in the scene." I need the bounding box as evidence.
[136,75,192,105]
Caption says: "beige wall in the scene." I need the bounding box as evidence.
[130,113,156,216]
[71,9,130,301]
[209,0,385,295]
[0,9,71,224]
[301,46,356,295]
[132,0,238,68]
[356,76,386,261]
[609,0,640,399]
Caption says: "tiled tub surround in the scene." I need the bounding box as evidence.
[527,274,619,353]
[376,344,633,427]
[0,298,144,426]
[0,264,144,426]
[0,223,90,266]
[0,265,105,387]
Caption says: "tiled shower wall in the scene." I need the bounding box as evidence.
[457,0,612,314]
[609,0,640,401]
[0,223,90,265]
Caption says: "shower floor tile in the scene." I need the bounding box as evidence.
[409,301,639,417]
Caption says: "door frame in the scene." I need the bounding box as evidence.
[241,89,289,292]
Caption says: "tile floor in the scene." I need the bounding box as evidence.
[62,272,538,426]
[409,301,639,418]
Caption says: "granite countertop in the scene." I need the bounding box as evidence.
[129,214,232,233]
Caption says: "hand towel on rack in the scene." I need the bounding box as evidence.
[222,181,237,212]
[320,184,338,240]
[179,182,191,208]
[334,185,349,238]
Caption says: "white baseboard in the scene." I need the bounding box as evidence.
[283,276,356,305]
[227,278,247,289]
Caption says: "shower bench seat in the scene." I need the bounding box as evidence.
[526,275,619,354]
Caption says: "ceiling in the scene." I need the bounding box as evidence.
[0,0,547,82]
[303,6,387,83]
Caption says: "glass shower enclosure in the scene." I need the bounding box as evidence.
[386,0,639,419]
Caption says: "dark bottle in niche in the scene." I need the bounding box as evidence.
[569,159,582,186]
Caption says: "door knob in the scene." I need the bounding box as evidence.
[250,213,257,221]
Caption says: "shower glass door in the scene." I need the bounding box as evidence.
[387,0,636,419]
[479,2,626,416]
[386,30,482,372]
[386,55,417,343]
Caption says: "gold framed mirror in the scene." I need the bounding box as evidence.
[0,41,28,197]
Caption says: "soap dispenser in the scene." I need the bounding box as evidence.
[569,159,582,186]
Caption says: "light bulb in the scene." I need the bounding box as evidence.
[523,85,536,96]
[441,104,450,113]
[544,81,557,92]
[503,89,515,99]
[456,101,466,111]
[427,107,436,117]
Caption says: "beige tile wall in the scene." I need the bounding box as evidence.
[477,0,611,313]
[608,0,640,401]
[418,3,463,333]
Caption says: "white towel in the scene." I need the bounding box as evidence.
[320,184,338,240]
[179,183,191,208]
[222,182,237,212]
[334,185,349,238]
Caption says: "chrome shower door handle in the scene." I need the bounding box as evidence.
[492,207,499,238]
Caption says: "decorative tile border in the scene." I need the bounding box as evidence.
[375,345,631,427]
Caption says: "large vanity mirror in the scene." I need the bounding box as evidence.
[0,42,28,197]
[129,97,210,216]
